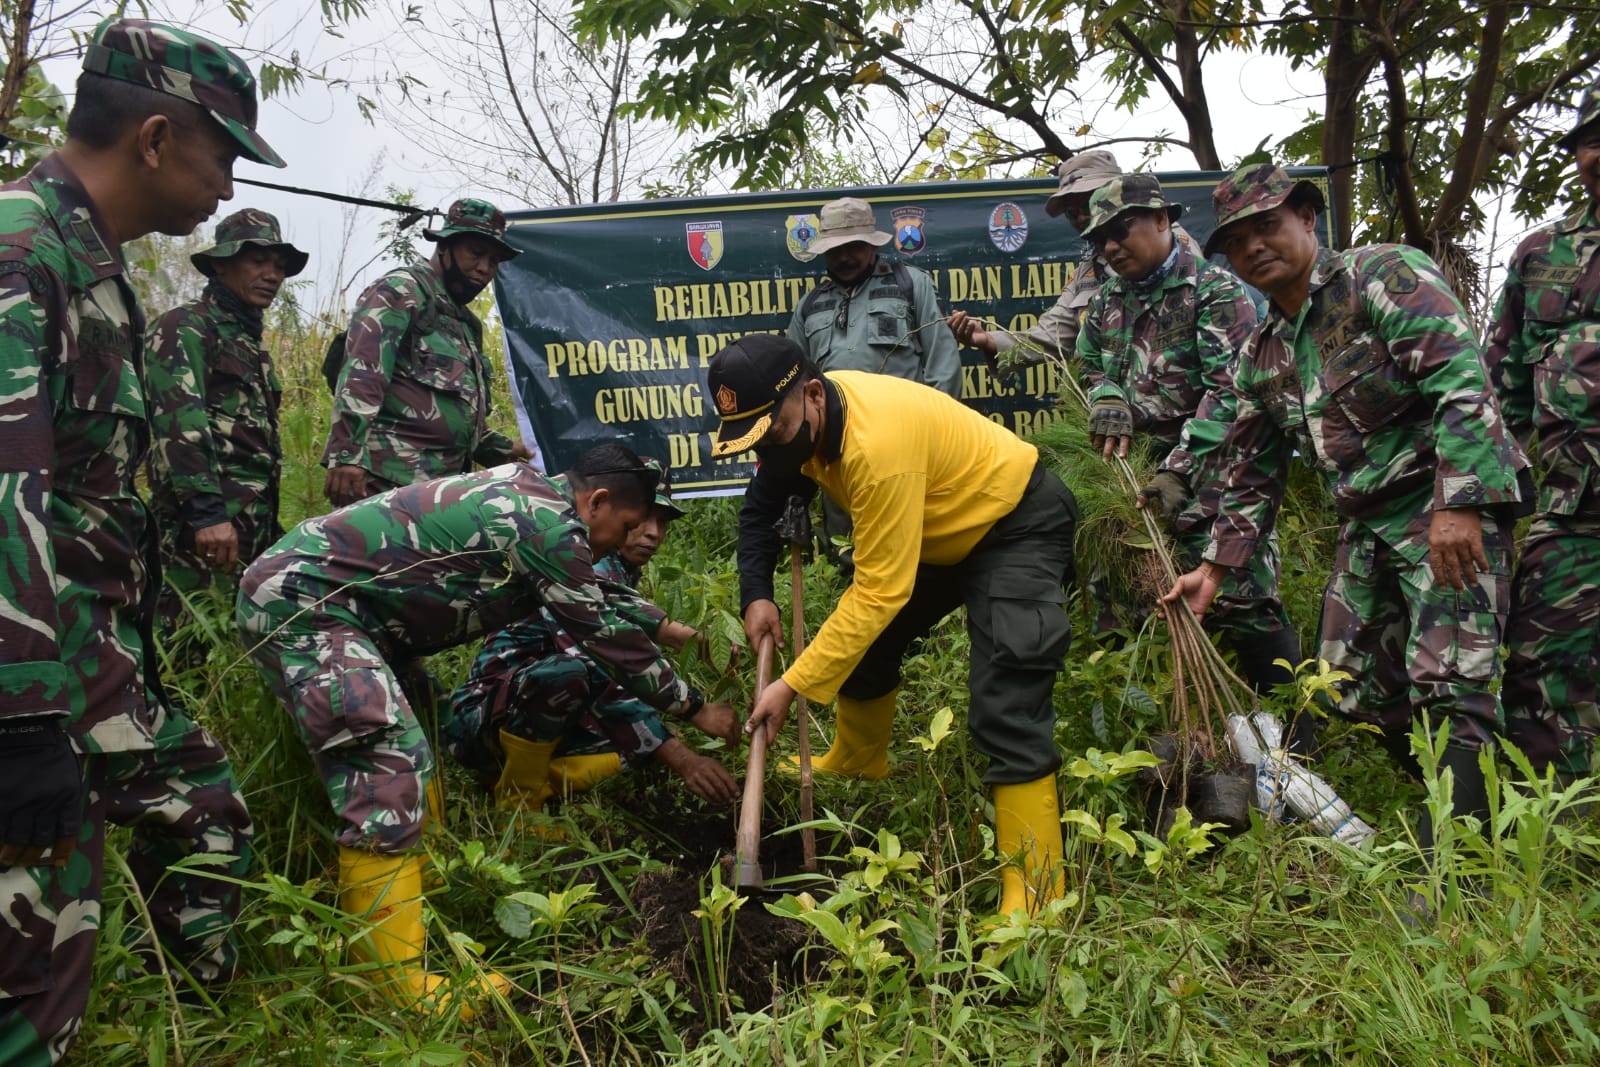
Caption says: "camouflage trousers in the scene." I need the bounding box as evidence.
[1501,517,1600,775]
[444,615,670,777]
[0,708,252,1067]
[244,617,434,854]
[1317,517,1511,751]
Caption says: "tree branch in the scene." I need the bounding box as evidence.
[489,0,578,204]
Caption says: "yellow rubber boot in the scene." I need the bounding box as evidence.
[810,691,897,780]
[494,730,555,812]
[337,848,511,1017]
[548,752,623,800]
[993,776,1066,918]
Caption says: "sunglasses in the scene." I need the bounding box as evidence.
[1089,216,1137,249]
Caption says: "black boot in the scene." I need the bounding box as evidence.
[1417,742,1491,853]
[1381,726,1424,780]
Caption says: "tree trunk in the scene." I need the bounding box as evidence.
[1321,0,1375,247]
[0,0,37,135]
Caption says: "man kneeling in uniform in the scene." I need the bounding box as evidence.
[445,458,738,809]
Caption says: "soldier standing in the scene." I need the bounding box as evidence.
[716,336,1079,918]
[787,197,962,573]
[146,208,308,628]
[1071,175,1304,731]
[239,445,738,1013]
[322,197,529,506]
[1164,165,1525,857]
[446,458,738,809]
[1490,76,1600,781]
[946,150,1122,375]
[0,19,271,1062]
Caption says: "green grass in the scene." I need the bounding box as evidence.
[68,321,1600,1065]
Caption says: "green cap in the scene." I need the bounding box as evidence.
[640,457,684,519]
[1557,74,1600,150]
[1204,163,1325,257]
[1081,174,1183,239]
[82,18,284,168]
[191,208,308,277]
[423,198,520,260]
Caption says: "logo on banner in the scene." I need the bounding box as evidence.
[891,206,927,255]
[716,385,738,415]
[686,221,724,271]
[988,202,1028,253]
[785,213,821,262]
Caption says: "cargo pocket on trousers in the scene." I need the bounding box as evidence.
[987,569,1072,671]
[292,630,403,752]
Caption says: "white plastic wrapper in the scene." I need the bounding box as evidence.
[1227,713,1375,848]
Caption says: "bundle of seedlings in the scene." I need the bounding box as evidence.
[998,325,1374,843]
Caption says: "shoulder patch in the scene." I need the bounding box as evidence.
[0,258,51,297]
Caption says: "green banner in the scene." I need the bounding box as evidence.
[496,168,1332,495]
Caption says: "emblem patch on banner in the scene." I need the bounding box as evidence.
[891,206,927,255]
[686,221,724,271]
[988,202,1028,253]
[716,385,738,415]
[785,213,821,262]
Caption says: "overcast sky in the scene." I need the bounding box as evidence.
[34,1,1552,313]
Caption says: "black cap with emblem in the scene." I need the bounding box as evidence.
[707,334,807,456]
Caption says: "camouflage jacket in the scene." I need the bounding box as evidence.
[0,153,166,752]
[787,259,962,398]
[988,226,1205,378]
[1206,245,1524,570]
[1487,201,1600,522]
[1075,237,1257,487]
[237,463,700,715]
[145,280,282,555]
[322,259,519,487]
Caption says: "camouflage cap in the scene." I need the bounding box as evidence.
[191,208,309,277]
[1081,174,1183,239]
[806,198,893,255]
[1203,163,1326,257]
[1045,149,1121,217]
[423,198,521,260]
[82,18,284,169]
[640,457,685,519]
[1557,74,1600,150]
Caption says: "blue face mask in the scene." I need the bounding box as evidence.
[755,409,815,474]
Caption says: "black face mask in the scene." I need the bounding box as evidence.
[439,245,490,304]
[755,410,815,474]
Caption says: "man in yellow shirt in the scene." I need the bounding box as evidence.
[710,335,1078,915]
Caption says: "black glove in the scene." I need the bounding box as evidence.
[1087,395,1134,442]
[1140,470,1191,521]
[0,716,82,865]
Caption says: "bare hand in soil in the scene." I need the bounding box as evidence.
[691,701,741,747]
[1161,563,1226,619]
[746,678,797,744]
[742,599,785,653]
[678,754,738,805]
[1427,506,1488,591]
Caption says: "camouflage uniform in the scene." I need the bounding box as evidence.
[237,463,705,853]
[1072,176,1294,660]
[0,19,275,1064]
[1490,82,1600,773]
[322,200,522,495]
[1204,171,1523,750]
[444,554,676,773]
[146,210,307,621]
